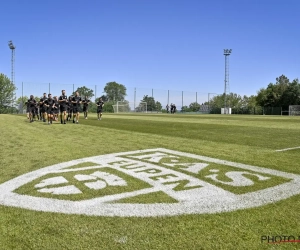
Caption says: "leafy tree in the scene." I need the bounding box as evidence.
[102,101,114,113]
[242,95,257,108]
[256,88,268,107]
[189,102,201,112]
[209,94,225,109]
[275,74,290,94]
[99,95,109,102]
[255,75,298,108]
[280,78,300,109]
[259,75,290,106]
[265,83,282,106]
[0,73,16,113]
[208,93,243,109]
[155,101,162,111]
[72,86,94,98]
[229,93,243,109]
[141,95,155,111]
[139,95,162,111]
[208,93,258,113]
[181,105,191,112]
[16,96,29,109]
[103,82,126,102]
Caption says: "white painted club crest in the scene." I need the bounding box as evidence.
[0,148,300,217]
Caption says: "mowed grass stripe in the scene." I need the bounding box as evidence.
[106,113,300,129]
[83,114,300,150]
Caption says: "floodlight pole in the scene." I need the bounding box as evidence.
[8,41,16,111]
[223,49,232,114]
[134,88,136,111]
[8,41,16,85]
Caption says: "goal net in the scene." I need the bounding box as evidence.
[135,102,147,113]
[289,105,300,116]
[112,102,131,113]
[112,102,147,113]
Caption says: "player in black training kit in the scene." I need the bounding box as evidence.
[26,95,37,123]
[72,91,82,124]
[96,97,104,120]
[170,103,176,114]
[58,90,68,124]
[38,98,43,121]
[25,100,30,120]
[53,96,59,121]
[44,94,55,125]
[67,95,73,121]
[34,101,39,121]
[82,96,90,119]
[166,104,169,113]
[39,93,48,122]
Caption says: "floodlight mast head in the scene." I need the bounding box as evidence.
[8,40,16,50]
[223,49,232,56]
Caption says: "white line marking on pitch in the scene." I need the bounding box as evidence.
[275,146,300,152]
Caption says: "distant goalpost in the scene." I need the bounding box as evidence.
[288,105,300,116]
[112,102,147,113]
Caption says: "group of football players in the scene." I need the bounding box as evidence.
[25,90,104,124]
[166,103,177,114]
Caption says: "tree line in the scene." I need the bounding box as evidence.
[208,75,300,113]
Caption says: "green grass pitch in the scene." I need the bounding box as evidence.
[0,113,299,249]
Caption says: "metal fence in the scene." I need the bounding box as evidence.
[210,106,282,115]
[13,82,211,112]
